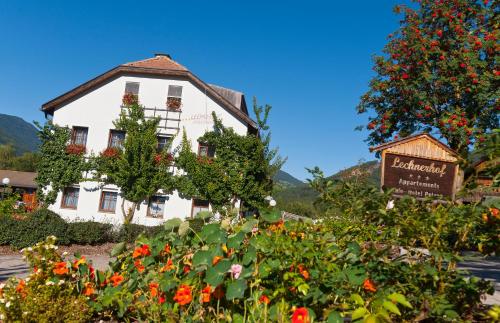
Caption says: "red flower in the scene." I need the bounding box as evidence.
[110,273,124,287]
[259,294,270,304]
[133,244,151,258]
[160,258,175,272]
[201,285,211,303]
[164,244,171,254]
[292,307,310,323]
[122,93,138,106]
[436,29,443,37]
[134,259,145,273]
[212,256,223,265]
[149,282,159,298]
[173,284,192,305]
[66,144,86,155]
[183,265,191,274]
[53,262,69,275]
[363,278,377,292]
[102,147,119,158]
[158,294,166,304]
[460,63,467,68]
[401,72,409,79]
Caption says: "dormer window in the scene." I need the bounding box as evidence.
[166,85,182,110]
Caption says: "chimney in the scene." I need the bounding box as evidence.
[154,53,172,59]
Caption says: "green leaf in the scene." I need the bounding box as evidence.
[260,210,281,223]
[388,293,412,308]
[192,250,212,267]
[240,219,258,233]
[232,313,244,323]
[164,218,182,231]
[178,221,190,236]
[226,279,247,300]
[205,267,224,286]
[242,247,256,265]
[110,242,126,257]
[351,307,368,320]
[327,311,343,323]
[350,293,364,306]
[382,301,401,316]
[227,232,245,249]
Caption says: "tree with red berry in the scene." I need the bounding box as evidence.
[358,0,499,160]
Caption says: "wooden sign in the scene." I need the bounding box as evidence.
[383,153,457,198]
[371,133,463,200]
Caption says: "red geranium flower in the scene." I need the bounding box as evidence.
[292,307,310,323]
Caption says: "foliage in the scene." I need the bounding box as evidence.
[92,100,177,224]
[176,104,283,215]
[0,237,94,322]
[0,193,22,216]
[0,144,39,172]
[358,0,499,156]
[35,121,89,206]
[471,128,500,188]
[67,221,114,245]
[115,223,164,243]
[1,212,495,322]
[308,167,500,255]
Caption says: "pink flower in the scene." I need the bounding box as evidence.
[230,264,243,279]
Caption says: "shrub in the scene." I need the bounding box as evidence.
[116,223,163,242]
[67,221,114,245]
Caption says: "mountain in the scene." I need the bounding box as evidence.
[0,113,40,154]
[273,169,304,188]
[274,160,381,204]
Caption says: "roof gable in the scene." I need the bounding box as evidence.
[370,133,459,162]
[41,55,257,130]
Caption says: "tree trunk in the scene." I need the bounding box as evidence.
[122,200,138,225]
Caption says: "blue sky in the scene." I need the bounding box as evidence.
[0,0,407,180]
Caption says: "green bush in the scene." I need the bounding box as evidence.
[116,223,163,242]
[67,221,114,245]
[11,209,70,248]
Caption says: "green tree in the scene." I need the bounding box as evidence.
[93,101,177,224]
[0,144,39,172]
[35,122,88,206]
[358,0,498,158]
[176,100,284,215]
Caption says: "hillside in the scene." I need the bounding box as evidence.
[275,160,381,204]
[273,169,304,188]
[0,114,40,154]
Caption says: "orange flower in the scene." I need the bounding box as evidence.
[73,256,86,269]
[149,282,159,298]
[133,244,151,258]
[15,279,26,293]
[83,282,94,296]
[164,244,171,254]
[183,265,191,274]
[201,285,211,303]
[173,284,192,305]
[482,213,489,222]
[110,273,124,287]
[490,207,499,219]
[297,265,310,280]
[134,259,145,273]
[259,294,270,304]
[53,262,69,275]
[363,278,377,293]
[212,256,223,265]
[292,307,310,323]
[160,258,175,272]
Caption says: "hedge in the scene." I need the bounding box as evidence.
[0,209,163,249]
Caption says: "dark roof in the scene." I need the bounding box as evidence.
[41,54,257,131]
[370,132,459,157]
[0,170,37,189]
[209,84,248,114]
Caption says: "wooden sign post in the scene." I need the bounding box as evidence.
[371,133,463,200]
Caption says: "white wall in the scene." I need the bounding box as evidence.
[49,75,248,226]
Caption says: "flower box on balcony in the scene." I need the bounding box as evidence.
[101,147,120,158]
[66,144,86,155]
[122,93,139,106]
[166,97,182,111]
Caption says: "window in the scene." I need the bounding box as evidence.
[71,127,88,146]
[99,191,117,213]
[108,130,126,148]
[124,82,140,95]
[61,187,79,209]
[166,85,183,110]
[157,135,172,152]
[147,195,166,218]
[192,199,209,217]
[198,143,215,158]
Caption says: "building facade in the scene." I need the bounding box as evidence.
[42,54,256,225]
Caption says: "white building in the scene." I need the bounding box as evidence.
[41,54,257,226]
